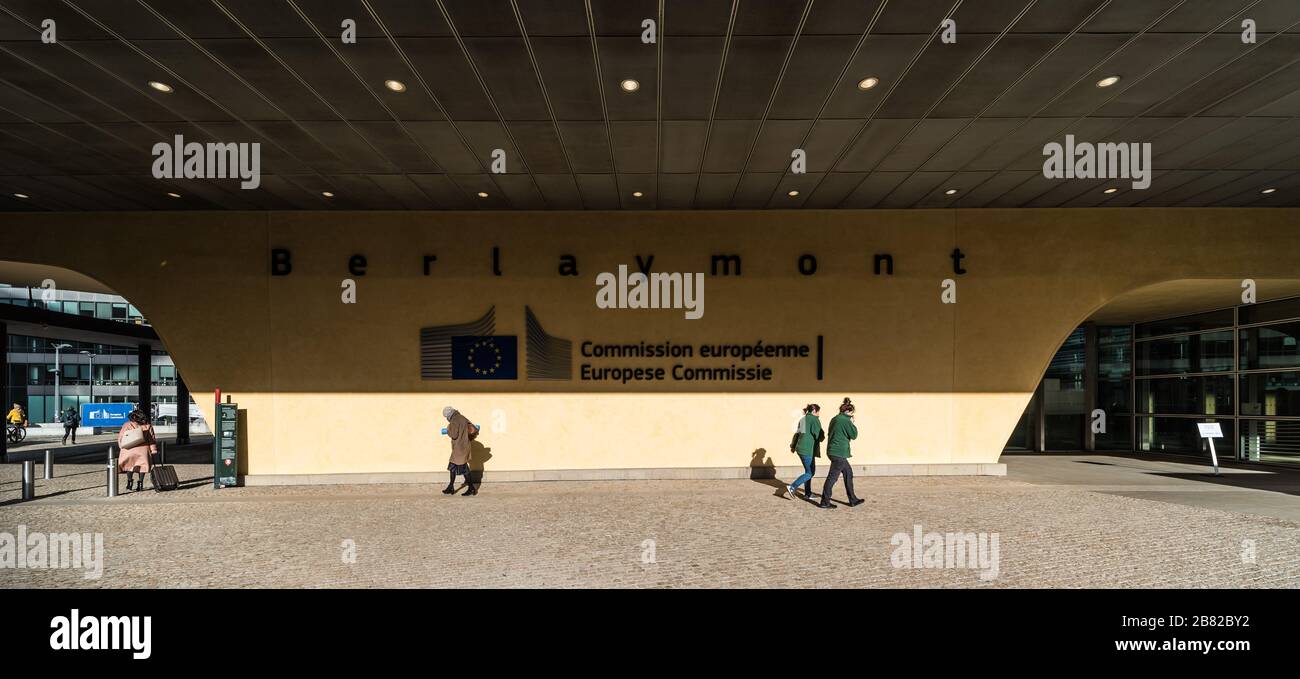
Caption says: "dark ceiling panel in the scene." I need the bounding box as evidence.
[440,0,520,37]
[339,121,430,173]
[364,0,453,37]
[611,121,657,173]
[876,119,972,172]
[616,173,653,208]
[802,0,887,36]
[1040,33,1206,118]
[590,0,660,37]
[517,0,588,37]
[769,36,859,119]
[1008,0,1108,33]
[1159,34,1300,116]
[714,36,792,119]
[464,38,551,121]
[820,35,928,119]
[1151,0,1256,33]
[557,121,612,173]
[506,121,570,173]
[747,119,811,172]
[873,0,960,34]
[877,34,994,118]
[840,171,907,208]
[575,173,619,209]
[661,37,725,120]
[660,121,707,173]
[530,37,604,120]
[931,35,1061,118]
[0,1,1292,211]
[248,38,389,121]
[876,171,951,208]
[595,37,657,120]
[733,0,807,36]
[702,120,760,173]
[981,34,1132,118]
[730,171,782,208]
[833,119,916,172]
[409,173,474,209]
[393,37,495,120]
[695,173,740,208]
[1094,35,1248,118]
[533,173,584,208]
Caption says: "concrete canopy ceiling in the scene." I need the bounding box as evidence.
[0,0,1299,212]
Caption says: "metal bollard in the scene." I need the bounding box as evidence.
[22,460,35,500]
[106,445,118,498]
[44,449,54,479]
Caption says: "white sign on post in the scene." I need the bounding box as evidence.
[1197,422,1223,475]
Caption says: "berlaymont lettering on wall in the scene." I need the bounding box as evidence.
[265,240,972,391]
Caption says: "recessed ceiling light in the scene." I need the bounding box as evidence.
[944,188,958,196]
[384,79,407,93]
[13,193,29,199]
[321,191,335,198]
[619,79,640,92]
[1095,75,1121,88]
[1261,187,1277,195]
[477,191,489,198]
[166,192,180,198]
[857,76,880,91]
[1103,187,1119,194]
[147,80,173,93]
[632,191,643,198]
[787,190,800,197]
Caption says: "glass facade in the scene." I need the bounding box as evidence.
[0,284,146,325]
[1008,295,1300,466]
[4,338,179,424]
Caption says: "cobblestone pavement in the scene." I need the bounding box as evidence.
[1,458,1298,588]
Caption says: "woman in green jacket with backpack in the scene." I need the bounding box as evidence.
[818,398,865,509]
[786,403,823,501]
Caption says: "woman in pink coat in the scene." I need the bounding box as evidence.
[117,409,158,491]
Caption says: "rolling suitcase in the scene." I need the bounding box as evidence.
[149,452,180,492]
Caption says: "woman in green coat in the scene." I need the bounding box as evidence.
[786,404,823,500]
[819,398,864,509]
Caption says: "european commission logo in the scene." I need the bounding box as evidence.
[451,336,517,380]
[420,306,570,381]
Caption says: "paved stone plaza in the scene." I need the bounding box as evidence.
[1,454,1299,588]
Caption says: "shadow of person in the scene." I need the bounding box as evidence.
[468,441,493,490]
[748,448,785,493]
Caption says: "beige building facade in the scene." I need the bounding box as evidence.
[2,208,1296,484]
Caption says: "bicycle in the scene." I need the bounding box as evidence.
[5,423,26,444]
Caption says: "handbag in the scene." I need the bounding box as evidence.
[120,425,153,450]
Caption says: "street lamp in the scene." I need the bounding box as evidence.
[51,343,71,423]
[80,350,95,405]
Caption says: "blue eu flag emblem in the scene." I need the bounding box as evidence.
[451,336,518,380]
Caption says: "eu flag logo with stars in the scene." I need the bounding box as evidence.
[451,336,518,380]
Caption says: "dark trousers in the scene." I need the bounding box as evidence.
[821,455,857,503]
[62,425,76,445]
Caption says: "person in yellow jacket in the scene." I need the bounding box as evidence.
[6,403,26,426]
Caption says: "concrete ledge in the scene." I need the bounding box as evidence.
[241,463,1005,486]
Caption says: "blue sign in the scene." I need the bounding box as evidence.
[82,403,133,427]
[451,336,518,380]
